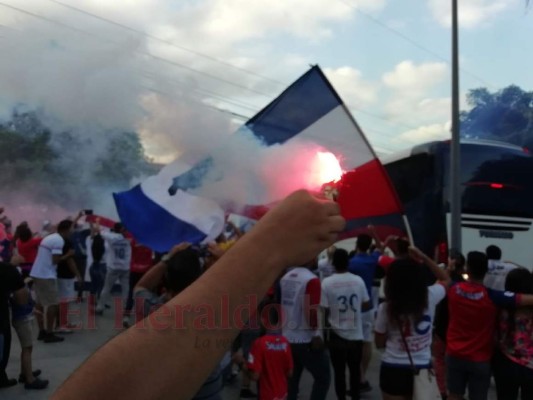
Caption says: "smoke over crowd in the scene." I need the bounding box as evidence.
[0,1,344,229]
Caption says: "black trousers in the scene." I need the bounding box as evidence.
[75,257,87,299]
[328,330,363,400]
[288,343,331,400]
[125,271,145,313]
[0,320,11,381]
[493,349,533,400]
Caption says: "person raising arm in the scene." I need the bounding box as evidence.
[52,190,345,400]
[408,246,452,287]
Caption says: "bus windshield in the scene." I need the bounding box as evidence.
[444,143,533,218]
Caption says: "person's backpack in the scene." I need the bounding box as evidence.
[91,234,105,263]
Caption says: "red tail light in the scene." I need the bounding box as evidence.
[466,182,511,189]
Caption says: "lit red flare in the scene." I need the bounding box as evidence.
[315,151,343,201]
[316,151,343,184]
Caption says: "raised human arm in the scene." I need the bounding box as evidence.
[383,235,397,252]
[504,261,526,269]
[134,243,191,293]
[73,211,83,225]
[52,190,345,400]
[409,246,451,287]
[368,225,385,253]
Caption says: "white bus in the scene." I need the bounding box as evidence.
[381,139,533,267]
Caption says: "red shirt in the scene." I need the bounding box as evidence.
[130,243,153,274]
[378,255,395,269]
[305,278,321,329]
[247,334,293,400]
[16,237,43,264]
[447,281,519,362]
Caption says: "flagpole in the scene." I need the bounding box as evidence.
[402,215,415,245]
[450,0,462,252]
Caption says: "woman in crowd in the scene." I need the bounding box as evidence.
[374,247,450,400]
[493,268,533,400]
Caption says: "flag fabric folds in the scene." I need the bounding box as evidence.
[114,65,405,252]
[113,172,225,253]
[245,66,377,170]
[240,66,406,235]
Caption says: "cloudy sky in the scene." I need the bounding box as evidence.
[0,0,531,160]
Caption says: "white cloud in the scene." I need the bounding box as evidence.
[0,0,393,162]
[197,0,387,41]
[146,0,387,56]
[376,60,453,147]
[428,0,517,29]
[383,60,447,95]
[198,0,347,41]
[282,54,310,69]
[325,67,378,107]
[346,0,387,12]
[381,60,449,124]
[397,121,451,143]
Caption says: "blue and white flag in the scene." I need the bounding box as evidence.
[113,167,225,253]
[114,66,404,252]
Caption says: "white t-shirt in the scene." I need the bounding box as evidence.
[30,233,65,279]
[102,231,131,271]
[317,258,334,281]
[321,272,369,341]
[281,267,320,343]
[483,260,517,291]
[375,283,446,367]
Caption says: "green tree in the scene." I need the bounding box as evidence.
[460,85,533,148]
[0,128,57,186]
[0,111,157,208]
[93,131,153,188]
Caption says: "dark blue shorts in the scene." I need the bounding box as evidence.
[380,364,414,396]
[446,355,491,400]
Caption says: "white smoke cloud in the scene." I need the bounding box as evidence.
[156,127,343,209]
[194,130,340,206]
[138,93,235,164]
[0,22,144,132]
[0,0,377,227]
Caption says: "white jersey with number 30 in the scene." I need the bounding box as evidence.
[321,272,369,341]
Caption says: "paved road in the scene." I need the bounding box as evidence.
[4,301,496,399]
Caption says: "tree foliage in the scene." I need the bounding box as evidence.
[0,111,154,208]
[460,85,533,148]
[93,131,151,187]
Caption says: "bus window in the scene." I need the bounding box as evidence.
[384,153,433,204]
[444,144,533,218]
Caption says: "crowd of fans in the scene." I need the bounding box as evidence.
[0,203,533,400]
[0,209,154,390]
